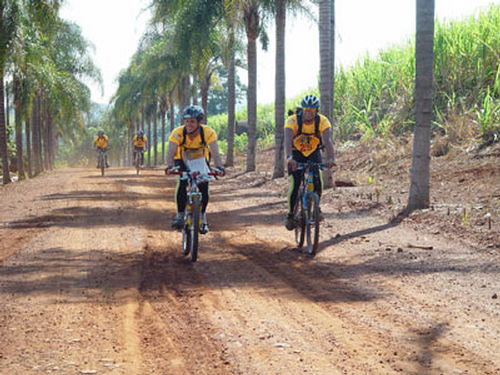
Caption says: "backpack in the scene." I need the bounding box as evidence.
[180,125,211,164]
[295,109,324,150]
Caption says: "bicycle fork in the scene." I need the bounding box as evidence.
[186,191,202,227]
[303,173,316,224]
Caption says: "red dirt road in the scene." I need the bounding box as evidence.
[0,165,499,374]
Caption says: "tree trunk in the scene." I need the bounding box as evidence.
[181,75,190,111]
[25,116,32,178]
[13,75,25,179]
[408,0,435,211]
[245,3,259,172]
[201,72,211,119]
[192,72,198,106]
[47,110,54,170]
[160,95,167,164]
[273,0,286,178]
[169,90,175,133]
[319,0,335,188]
[127,121,132,165]
[40,95,49,171]
[153,101,158,166]
[330,0,336,101]
[0,74,11,184]
[147,111,151,167]
[319,0,333,122]
[32,95,41,176]
[225,49,236,167]
[38,94,48,172]
[5,81,10,142]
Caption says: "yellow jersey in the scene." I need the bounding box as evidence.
[94,135,109,149]
[285,113,331,156]
[169,125,217,160]
[133,135,147,147]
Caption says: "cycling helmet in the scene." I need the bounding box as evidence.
[137,130,144,136]
[301,94,320,109]
[182,105,204,121]
[98,130,104,136]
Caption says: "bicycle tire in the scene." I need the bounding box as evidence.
[135,157,140,175]
[100,153,105,176]
[306,193,320,256]
[190,196,200,262]
[294,191,305,248]
[182,218,190,256]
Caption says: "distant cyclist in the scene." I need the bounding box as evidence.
[133,130,147,167]
[165,105,225,234]
[284,94,336,230]
[94,130,110,168]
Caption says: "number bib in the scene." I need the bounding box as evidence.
[293,134,320,157]
[182,148,205,161]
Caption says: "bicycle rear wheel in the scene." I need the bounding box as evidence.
[190,196,200,262]
[306,193,320,256]
[294,191,305,248]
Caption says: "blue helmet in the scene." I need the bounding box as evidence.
[98,130,104,136]
[137,130,144,136]
[301,94,320,109]
[182,105,204,121]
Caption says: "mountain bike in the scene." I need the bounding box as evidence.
[168,169,219,262]
[134,149,144,175]
[293,161,327,256]
[97,148,107,177]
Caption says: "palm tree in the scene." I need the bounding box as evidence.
[318,0,335,188]
[243,0,261,172]
[272,0,286,178]
[408,0,435,210]
[13,74,25,179]
[0,1,19,184]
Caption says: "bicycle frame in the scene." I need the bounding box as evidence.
[134,149,144,174]
[169,170,217,262]
[294,161,327,255]
[97,149,106,176]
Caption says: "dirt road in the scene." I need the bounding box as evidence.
[0,167,498,374]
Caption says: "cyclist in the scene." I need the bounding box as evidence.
[94,130,110,168]
[284,94,336,230]
[165,105,225,234]
[132,130,147,167]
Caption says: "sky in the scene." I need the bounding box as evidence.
[60,0,499,106]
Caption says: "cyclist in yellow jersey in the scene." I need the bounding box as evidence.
[132,130,147,167]
[165,105,225,234]
[93,130,110,168]
[284,94,336,230]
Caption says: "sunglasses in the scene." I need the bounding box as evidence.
[303,107,316,112]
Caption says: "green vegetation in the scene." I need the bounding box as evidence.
[332,5,499,142]
[4,3,497,179]
[203,4,499,155]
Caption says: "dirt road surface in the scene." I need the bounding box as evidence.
[0,164,499,374]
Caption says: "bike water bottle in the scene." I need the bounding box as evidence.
[307,175,314,191]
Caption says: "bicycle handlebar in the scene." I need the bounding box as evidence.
[167,170,219,177]
[296,162,328,171]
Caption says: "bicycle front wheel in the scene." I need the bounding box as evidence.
[182,216,191,256]
[190,196,200,262]
[294,191,305,248]
[100,154,105,176]
[306,193,320,256]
